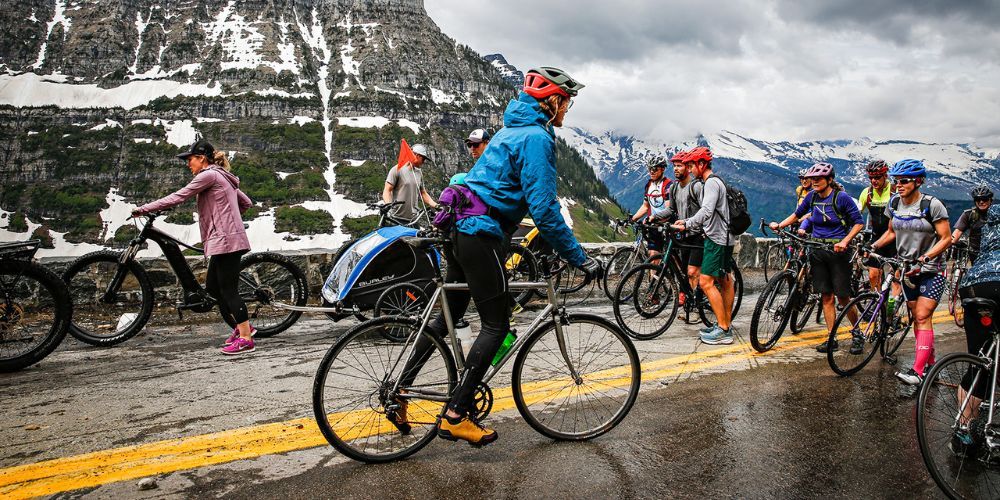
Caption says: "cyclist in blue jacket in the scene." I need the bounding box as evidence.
[397,67,602,447]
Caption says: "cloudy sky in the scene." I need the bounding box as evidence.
[426,0,1000,147]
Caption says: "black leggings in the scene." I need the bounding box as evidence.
[400,231,511,415]
[205,251,249,326]
[958,282,1000,399]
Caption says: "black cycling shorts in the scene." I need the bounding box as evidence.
[678,236,704,268]
[810,248,853,298]
[643,225,666,252]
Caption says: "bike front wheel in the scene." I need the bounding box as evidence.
[917,353,999,500]
[62,250,153,346]
[0,260,71,372]
[881,298,912,359]
[827,293,882,376]
[512,313,640,441]
[612,263,678,340]
[749,271,795,352]
[312,316,457,463]
[603,246,642,302]
[231,252,308,337]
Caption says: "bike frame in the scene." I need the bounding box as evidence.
[952,313,1000,448]
[387,247,582,404]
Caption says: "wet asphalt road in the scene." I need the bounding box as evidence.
[1,290,964,499]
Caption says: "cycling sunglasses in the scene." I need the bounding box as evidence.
[974,197,993,203]
[465,140,484,148]
[868,174,886,180]
[893,177,917,185]
[648,165,664,172]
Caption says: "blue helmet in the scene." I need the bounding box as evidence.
[449,172,467,185]
[889,159,926,178]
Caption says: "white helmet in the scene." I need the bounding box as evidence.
[412,143,432,162]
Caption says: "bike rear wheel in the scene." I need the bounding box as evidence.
[881,299,912,359]
[612,263,678,340]
[512,313,640,440]
[230,252,307,337]
[762,243,788,282]
[62,250,153,346]
[313,316,457,463]
[949,269,965,328]
[0,260,71,372]
[749,271,795,352]
[827,293,882,376]
[505,245,539,308]
[917,353,1000,500]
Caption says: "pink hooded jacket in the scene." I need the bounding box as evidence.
[137,167,252,256]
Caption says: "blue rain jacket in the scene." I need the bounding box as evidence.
[459,92,587,266]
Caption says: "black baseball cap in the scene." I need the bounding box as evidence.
[177,140,215,160]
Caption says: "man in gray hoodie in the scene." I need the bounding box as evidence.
[672,146,736,345]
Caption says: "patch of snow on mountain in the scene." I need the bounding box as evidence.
[338,116,421,134]
[289,116,315,125]
[88,119,121,131]
[559,197,575,227]
[159,119,198,148]
[430,88,455,104]
[705,131,774,164]
[253,88,314,98]
[32,0,71,70]
[0,72,222,109]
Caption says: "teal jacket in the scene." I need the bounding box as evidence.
[459,93,587,266]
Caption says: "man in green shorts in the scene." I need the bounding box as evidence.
[673,146,736,344]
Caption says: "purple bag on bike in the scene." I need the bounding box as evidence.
[432,185,490,231]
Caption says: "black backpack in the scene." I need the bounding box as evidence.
[708,175,752,236]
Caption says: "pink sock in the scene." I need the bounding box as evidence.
[913,329,934,376]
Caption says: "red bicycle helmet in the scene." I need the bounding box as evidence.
[523,67,584,99]
[866,160,888,177]
[670,150,688,163]
[685,146,713,163]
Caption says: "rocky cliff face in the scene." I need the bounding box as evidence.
[0,0,623,255]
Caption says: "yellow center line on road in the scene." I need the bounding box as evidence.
[0,311,955,499]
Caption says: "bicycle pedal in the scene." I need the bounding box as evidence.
[885,356,897,365]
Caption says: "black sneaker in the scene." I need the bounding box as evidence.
[817,340,838,353]
[849,333,865,355]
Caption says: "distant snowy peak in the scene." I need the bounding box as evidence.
[559,127,689,179]
[483,54,523,88]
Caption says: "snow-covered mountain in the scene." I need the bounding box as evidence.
[483,54,522,89]
[560,127,1000,226]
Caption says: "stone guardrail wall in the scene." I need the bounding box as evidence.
[38,234,777,306]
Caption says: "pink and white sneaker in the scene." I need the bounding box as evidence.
[221,337,255,355]
[223,327,257,347]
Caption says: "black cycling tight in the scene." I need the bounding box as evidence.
[400,231,511,416]
[958,282,1000,399]
[205,251,249,325]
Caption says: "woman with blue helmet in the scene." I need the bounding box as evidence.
[870,159,952,386]
[396,67,603,446]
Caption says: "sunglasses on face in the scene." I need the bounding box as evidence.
[648,166,664,172]
[465,141,483,148]
[869,175,886,181]
[975,197,992,203]
[894,178,917,185]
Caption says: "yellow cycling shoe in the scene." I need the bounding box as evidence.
[437,415,498,447]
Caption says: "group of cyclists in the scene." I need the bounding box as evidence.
[133,61,1000,468]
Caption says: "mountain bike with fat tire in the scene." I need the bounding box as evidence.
[0,240,71,372]
[312,232,640,463]
[62,211,308,346]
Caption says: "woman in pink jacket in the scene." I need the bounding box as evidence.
[133,140,257,355]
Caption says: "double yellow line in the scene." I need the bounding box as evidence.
[0,311,953,499]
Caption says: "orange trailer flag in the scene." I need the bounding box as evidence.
[397,138,418,170]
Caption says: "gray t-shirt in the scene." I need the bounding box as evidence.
[685,175,734,246]
[885,194,949,273]
[385,166,424,220]
[668,178,703,220]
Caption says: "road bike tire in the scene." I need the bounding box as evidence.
[62,250,153,346]
[790,294,819,334]
[505,245,539,309]
[512,313,640,441]
[0,260,71,372]
[917,353,996,500]
[762,243,788,283]
[881,299,912,359]
[603,246,642,302]
[612,263,679,340]
[749,271,795,352]
[227,252,308,337]
[312,315,457,463]
[950,269,965,328]
[698,259,744,327]
[826,293,882,376]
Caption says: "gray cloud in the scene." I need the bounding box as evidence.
[427,0,1000,147]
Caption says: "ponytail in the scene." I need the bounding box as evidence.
[830,180,844,192]
[211,150,231,171]
[538,95,564,127]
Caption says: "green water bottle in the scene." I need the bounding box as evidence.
[491,331,517,366]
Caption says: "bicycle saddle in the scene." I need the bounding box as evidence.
[962,297,997,312]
